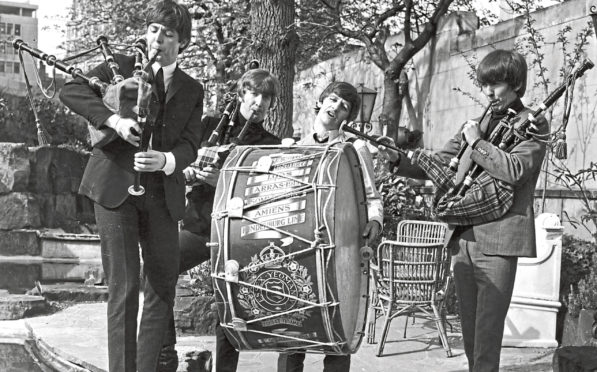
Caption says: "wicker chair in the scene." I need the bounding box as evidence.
[366,220,453,357]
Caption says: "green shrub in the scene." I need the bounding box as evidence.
[375,160,433,241]
[560,234,597,318]
[0,93,91,151]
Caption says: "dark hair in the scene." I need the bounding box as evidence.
[316,81,361,122]
[477,49,528,97]
[145,0,192,53]
[237,69,281,108]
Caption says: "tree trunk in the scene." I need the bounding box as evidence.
[250,0,298,139]
[380,73,404,141]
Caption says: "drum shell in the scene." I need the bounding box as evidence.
[210,143,369,354]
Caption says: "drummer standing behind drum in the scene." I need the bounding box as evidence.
[59,2,203,372]
[277,81,383,372]
[158,69,282,372]
[379,49,547,372]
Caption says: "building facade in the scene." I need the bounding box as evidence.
[0,0,38,96]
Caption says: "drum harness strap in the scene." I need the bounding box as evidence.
[211,144,350,351]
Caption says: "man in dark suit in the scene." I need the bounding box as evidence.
[158,68,281,372]
[379,49,547,372]
[59,2,203,371]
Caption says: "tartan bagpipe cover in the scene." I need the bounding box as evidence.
[409,149,514,226]
[190,144,235,171]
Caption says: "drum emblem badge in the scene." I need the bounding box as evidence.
[238,242,316,327]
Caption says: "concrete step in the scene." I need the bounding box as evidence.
[27,282,108,303]
[0,230,101,260]
[0,231,104,294]
[39,232,101,260]
[0,259,103,293]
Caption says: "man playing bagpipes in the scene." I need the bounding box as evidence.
[158,68,282,372]
[379,49,548,372]
[59,1,203,371]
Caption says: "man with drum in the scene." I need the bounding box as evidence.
[59,1,203,371]
[158,68,282,372]
[379,49,548,372]
[276,81,383,372]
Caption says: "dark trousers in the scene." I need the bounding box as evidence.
[162,229,239,372]
[452,239,518,372]
[95,190,179,372]
[277,352,351,372]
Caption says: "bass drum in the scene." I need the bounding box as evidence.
[211,143,369,354]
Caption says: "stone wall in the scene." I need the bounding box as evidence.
[0,143,94,233]
[292,0,597,241]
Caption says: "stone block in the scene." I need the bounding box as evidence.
[55,194,77,220]
[76,194,96,225]
[0,229,40,256]
[174,295,218,336]
[29,146,88,194]
[0,193,41,229]
[36,193,79,228]
[0,262,42,294]
[0,143,30,194]
[37,193,78,228]
[0,294,48,320]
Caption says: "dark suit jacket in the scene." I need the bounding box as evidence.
[182,114,281,236]
[59,54,203,221]
[395,101,547,257]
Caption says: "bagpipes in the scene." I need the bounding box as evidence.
[14,36,157,195]
[342,58,593,226]
[13,36,154,148]
[187,60,261,185]
[187,104,258,186]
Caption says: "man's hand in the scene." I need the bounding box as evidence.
[376,136,400,163]
[461,120,481,145]
[134,150,166,172]
[183,167,198,184]
[194,166,220,187]
[362,220,381,242]
[183,165,220,187]
[113,117,141,146]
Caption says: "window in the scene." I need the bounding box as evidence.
[7,23,12,35]
[14,25,20,36]
[0,23,5,34]
[0,42,5,54]
[13,62,19,74]
[22,9,34,17]
[0,62,5,73]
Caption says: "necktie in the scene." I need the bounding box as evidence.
[155,67,166,103]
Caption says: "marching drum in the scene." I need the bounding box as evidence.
[210,143,370,354]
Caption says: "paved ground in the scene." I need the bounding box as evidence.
[0,300,556,372]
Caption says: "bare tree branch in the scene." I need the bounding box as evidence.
[404,0,413,44]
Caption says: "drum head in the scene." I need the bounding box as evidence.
[211,143,369,354]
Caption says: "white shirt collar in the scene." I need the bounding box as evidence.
[151,62,176,90]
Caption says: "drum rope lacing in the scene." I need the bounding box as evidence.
[212,145,350,352]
